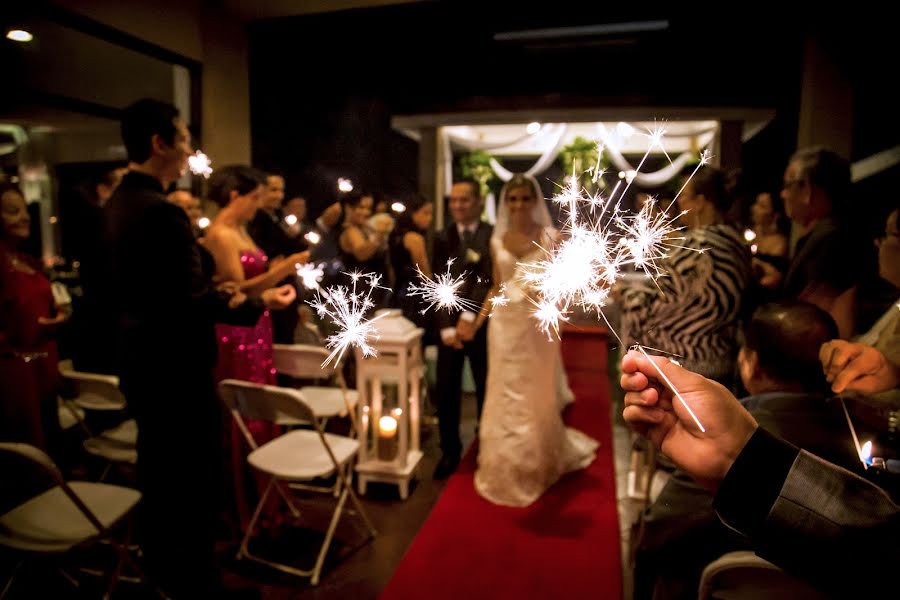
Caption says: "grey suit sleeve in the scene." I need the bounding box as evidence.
[715,428,900,596]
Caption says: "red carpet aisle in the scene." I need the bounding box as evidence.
[381,325,621,599]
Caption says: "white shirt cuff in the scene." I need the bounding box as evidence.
[440,327,457,345]
[459,311,477,323]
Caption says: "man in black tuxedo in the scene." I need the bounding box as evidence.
[248,173,305,343]
[104,99,294,598]
[432,179,493,478]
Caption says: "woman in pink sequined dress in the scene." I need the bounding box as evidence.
[203,165,309,529]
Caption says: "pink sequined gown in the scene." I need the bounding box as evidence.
[215,248,277,530]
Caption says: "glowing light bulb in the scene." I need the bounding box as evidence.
[6,30,33,43]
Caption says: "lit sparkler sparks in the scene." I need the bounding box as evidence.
[296,262,325,291]
[309,271,388,368]
[407,259,480,314]
[514,127,709,335]
[489,285,509,311]
[188,150,213,178]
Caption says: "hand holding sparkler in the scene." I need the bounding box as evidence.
[621,350,757,490]
[261,284,297,309]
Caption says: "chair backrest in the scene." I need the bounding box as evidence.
[58,367,125,410]
[698,551,828,600]
[272,343,336,380]
[0,443,107,534]
[219,379,316,427]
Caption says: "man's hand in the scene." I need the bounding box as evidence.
[440,327,463,350]
[261,285,297,309]
[456,318,476,342]
[216,281,247,308]
[819,340,900,394]
[621,350,758,490]
[751,257,783,289]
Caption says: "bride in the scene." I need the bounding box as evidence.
[473,174,597,507]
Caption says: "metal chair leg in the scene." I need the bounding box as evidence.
[274,481,301,518]
[310,488,349,586]
[0,560,25,600]
[238,479,274,559]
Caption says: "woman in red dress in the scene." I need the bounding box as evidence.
[0,183,69,451]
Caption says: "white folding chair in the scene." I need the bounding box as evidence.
[218,379,376,585]
[271,344,359,433]
[0,443,145,599]
[698,551,828,599]
[58,367,126,412]
[58,366,137,480]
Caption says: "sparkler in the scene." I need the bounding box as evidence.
[296,262,325,291]
[188,150,213,178]
[516,125,707,336]
[407,259,481,314]
[309,271,389,368]
[634,344,706,433]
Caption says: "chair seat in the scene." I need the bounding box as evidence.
[274,388,358,425]
[300,387,358,418]
[84,419,138,463]
[73,392,126,411]
[0,482,140,553]
[248,430,358,480]
[58,399,86,430]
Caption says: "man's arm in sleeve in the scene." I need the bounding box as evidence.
[148,202,262,328]
[715,428,900,596]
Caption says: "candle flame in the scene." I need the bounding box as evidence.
[379,415,398,435]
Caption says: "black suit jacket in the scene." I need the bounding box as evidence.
[248,208,303,260]
[432,221,493,330]
[104,172,262,382]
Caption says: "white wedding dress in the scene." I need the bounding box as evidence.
[474,230,598,507]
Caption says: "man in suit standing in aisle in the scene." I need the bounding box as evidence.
[105,99,294,598]
[432,179,493,478]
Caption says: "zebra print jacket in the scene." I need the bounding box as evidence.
[621,223,753,385]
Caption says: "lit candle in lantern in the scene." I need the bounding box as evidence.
[378,415,398,461]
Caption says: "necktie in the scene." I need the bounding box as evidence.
[460,227,474,258]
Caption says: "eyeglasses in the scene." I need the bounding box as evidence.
[782,178,806,190]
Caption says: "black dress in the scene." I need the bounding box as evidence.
[338,225,390,311]
[389,227,434,341]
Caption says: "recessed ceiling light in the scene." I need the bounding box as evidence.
[6,29,33,43]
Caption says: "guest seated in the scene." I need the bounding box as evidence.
[631,301,860,600]
[776,147,860,338]
[621,165,752,389]
[748,190,789,290]
[818,202,900,411]
[622,349,900,598]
